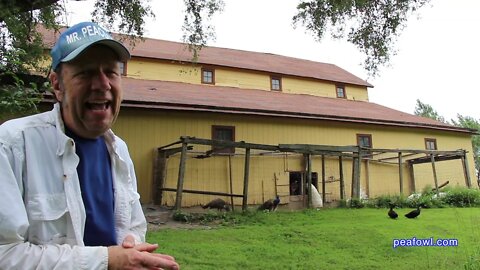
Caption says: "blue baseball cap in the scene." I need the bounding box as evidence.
[50,21,130,70]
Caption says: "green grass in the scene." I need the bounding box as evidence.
[147,208,480,270]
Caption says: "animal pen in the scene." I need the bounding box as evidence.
[153,136,473,210]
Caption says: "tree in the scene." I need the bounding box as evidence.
[414,99,480,183]
[0,0,155,118]
[293,0,431,77]
[451,115,480,183]
[413,99,446,123]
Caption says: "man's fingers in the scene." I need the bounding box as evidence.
[121,235,136,248]
[141,252,179,270]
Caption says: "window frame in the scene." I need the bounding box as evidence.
[425,138,438,150]
[201,67,215,85]
[336,85,346,98]
[357,134,373,158]
[270,76,282,91]
[211,125,235,154]
[119,61,127,76]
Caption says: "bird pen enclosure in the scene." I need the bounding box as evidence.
[153,136,473,210]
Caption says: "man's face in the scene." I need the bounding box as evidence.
[50,45,123,139]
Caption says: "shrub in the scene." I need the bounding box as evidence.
[441,187,480,207]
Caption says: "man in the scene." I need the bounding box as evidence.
[0,21,179,270]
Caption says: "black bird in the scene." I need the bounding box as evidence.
[405,206,421,219]
[202,198,231,211]
[258,195,280,211]
[388,204,398,219]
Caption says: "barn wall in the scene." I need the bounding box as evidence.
[125,60,369,101]
[113,107,476,205]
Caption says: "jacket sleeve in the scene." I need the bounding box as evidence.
[114,137,147,244]
[0,142,108,270]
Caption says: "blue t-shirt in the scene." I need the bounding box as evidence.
[66,128,117,246]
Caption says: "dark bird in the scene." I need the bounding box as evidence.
[404,206,421,219]
[388,204,398,219]
[202,198,231,211]
[258,195,280,212]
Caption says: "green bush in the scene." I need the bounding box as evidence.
[441,187,480,207]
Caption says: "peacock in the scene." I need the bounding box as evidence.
[202,198,231,211]
[258,195,280,212]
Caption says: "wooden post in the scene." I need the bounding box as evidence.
[242,148,251,211]
[153,149,167,205]
[461,151,472,188]
[339,156,345,200]
[228,155,235,211]
[365,159,370,198]
[306,153,312,208]
[174,142,188,210]
[430,154,439,197]
[352,147,362,199]
[408,162,416,193]
[398,152,403,195]
[321,155,326,205]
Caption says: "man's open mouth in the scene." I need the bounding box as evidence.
[86,101,111,111]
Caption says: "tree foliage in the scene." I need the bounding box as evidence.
[413,99,446,123]
[293,0,431,77]
[414,99,480,182]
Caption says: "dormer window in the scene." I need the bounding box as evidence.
[336,85,346,98]
[271,76,282,91]
[202,68,215,84]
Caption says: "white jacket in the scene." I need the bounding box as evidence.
[0,103,147,269]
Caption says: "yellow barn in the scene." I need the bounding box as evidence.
[40,29,477,209]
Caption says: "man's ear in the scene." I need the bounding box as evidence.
[49,71,63,102]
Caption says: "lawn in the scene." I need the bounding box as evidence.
[147,207,480,270]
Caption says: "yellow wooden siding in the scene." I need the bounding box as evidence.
[126,59,201,84]
[125,59,369,100]
[113,108,476,206]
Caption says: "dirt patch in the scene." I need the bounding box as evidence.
[143,204,222,231]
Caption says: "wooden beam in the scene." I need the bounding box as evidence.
[339,156,345,200]
[174,142,188,210]
[408,163,416,193]
[461,151,472,188]
[228,155,235,211]
[242,148,251,211]
[160,188,244,197]
[430,154,440,197]
[407,153,464,164]
[321,155,326,205]
[398,152,403,195]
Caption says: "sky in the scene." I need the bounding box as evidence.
[64,0,479,121]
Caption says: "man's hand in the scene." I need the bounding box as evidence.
[107,235,180,270]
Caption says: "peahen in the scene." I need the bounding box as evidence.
[202,198,231,211]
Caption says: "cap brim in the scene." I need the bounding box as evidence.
[61,39,131,64]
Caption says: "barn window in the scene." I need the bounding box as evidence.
[336,85,346,98]
[270,76,282,91]
[425,138,437,150]
[202,68,215,84]
[212,125,235,154]
[357,134,372,158]
[357,134,372,148]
